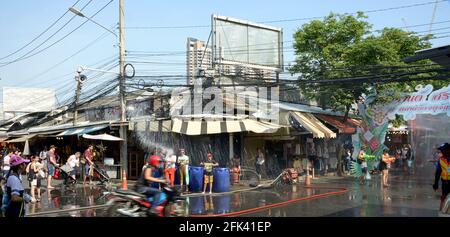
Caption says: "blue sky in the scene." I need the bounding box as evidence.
[1,0,450,103]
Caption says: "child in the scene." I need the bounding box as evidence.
[201,152,218,194]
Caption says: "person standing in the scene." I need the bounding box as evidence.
[231,155,242,184]
[46,145,58,189]
[323,145,329,175]
[395,147,402,168]
[201,152,218,194]
[306,143,317,179]
[164,151,176,187]
[39,147,48,160]
[433,143,450,211]
[380,150,395,187]
[4,155,32,217]
[83,145,94,186]
[177,149,190,192]
[26,156,43,202]
[401,144,409,171]
[406,144,414,175]
[255,148,266,180]
[2,150,13,178]
[358,146,368,184]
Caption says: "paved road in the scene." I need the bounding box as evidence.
[23,173,442,217]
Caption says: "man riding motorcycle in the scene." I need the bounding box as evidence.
[135,154,169,215]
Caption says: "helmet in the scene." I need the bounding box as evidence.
[148,155,162,167]
[437,143,450,151]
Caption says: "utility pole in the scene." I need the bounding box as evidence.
[73,71,82,126]
[118,0,128,177]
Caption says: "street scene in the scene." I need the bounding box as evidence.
[0,0,449,219]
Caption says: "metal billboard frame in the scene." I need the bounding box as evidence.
[211,14,284,72]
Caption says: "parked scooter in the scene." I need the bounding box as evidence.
[106,184,185,217]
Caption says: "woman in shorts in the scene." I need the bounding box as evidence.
[27,155,42,202]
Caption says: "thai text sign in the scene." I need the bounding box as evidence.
[371,84,450,125]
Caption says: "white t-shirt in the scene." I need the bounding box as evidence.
[3,155,11,171]
[165,155,176,169]
[67,155,79,168]
[178,155,189,165]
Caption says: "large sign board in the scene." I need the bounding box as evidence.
[367,84,450,125]
[212,15,283,71]
[3,87,56,113]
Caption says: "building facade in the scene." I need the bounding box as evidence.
[186,37,212,85]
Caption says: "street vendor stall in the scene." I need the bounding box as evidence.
[82,133,123,179]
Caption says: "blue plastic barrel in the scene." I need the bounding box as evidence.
[213,168,230,193]
[189,166,204,192]
[189,196,205,215]
[213,195,231,214]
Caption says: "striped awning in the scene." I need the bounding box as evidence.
[56,124,109,136]
[290,112,336,138]
[171,118,281,135]
[133,120,172,132]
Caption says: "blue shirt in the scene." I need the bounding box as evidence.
[6,175,24,197]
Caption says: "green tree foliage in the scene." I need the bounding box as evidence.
[290,12,450,125]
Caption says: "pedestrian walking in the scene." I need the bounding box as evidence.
[433,143,450,211]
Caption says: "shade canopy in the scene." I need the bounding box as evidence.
[56,124,108,136]
[82,133,123,141]
[290,112,336,138]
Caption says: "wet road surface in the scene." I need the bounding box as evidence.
[23,173,442,217]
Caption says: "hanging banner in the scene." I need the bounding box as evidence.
[351,83,450,177]
[370,84,450,125]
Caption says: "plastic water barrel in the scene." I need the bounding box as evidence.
[189,196,205,215]
[189,166,204,192]
[213,168,230,193]
[213,195,231,214]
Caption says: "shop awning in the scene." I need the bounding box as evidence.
[56,124,109,136]
[171,118,282,136]
[290,112,336,138]
[82,133,123,141]
[132,120,172,132]
[315,114,359,134]
[6,134,37,143]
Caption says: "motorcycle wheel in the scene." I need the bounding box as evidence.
[106,199,131,217]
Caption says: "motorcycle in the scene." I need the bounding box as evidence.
[106,184,186,217]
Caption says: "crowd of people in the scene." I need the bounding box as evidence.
[0,144,101,217]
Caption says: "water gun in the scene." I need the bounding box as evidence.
[362,154,376,161]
